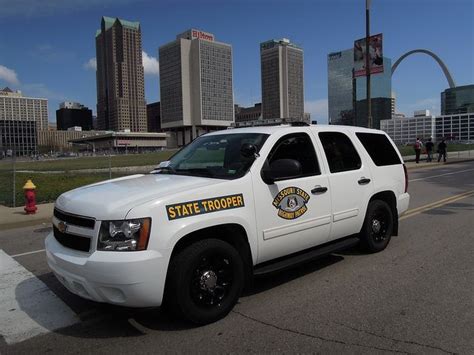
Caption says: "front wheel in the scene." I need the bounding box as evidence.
[165,239,244,324]
[359,200,394,253]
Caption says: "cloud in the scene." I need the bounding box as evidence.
[84,51,159,76]
[0,65,20,86]
[305,99,328,123]
[29,44,76,63]
[21,83,66,101]
[84,58,97,71]
[142,51,159,76]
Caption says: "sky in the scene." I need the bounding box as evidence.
[0,0,473,124]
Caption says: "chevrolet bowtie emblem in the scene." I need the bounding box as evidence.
[58,221,68,233]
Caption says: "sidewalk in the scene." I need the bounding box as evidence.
[1,152,473,230]
[0,203,54,230]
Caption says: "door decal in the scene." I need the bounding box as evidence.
[272,187,310,220]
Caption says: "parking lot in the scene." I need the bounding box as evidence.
[1,161,473,354]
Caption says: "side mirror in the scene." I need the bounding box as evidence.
[261,159,302,184]
[240,143,258,158]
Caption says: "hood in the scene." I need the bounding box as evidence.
[55,174,221,220]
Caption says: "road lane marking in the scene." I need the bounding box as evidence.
[401,190,474,221]
[409,168,474,182]
[11,249,46,258]
[0,249,78,345]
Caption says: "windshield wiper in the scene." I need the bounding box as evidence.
[152,166,177,174]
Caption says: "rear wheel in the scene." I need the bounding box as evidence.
[360,200,393,253]
[165,239,244,324]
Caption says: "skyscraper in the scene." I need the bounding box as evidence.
[159,29,234,146]
[95,16,147,132]
[327,49,355,125]
[260,38,304,120]
[327,48,392,129]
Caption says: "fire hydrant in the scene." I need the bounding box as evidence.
[23,179,37,214]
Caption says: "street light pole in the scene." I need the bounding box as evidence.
[366,0,372,128]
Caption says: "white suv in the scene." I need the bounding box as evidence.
[45,124,410,324]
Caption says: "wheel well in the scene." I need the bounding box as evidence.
[168,224,253,286]
[369,191,398,236]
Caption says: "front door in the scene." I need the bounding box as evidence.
[253,132,332,264]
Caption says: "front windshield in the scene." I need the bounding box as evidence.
[156,133,269,179]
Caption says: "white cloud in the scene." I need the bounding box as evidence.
[84,52,159,76]
[305,99,328,123]
[142,51,159,76]
[21,83,66,101]
[0,65,20,86]
[84,58,97,71]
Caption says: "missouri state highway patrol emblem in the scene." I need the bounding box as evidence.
[272,187,310,220]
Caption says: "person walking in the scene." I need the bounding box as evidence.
[425,138,434,162]
[437,139,447,162]
[414,137,423,163]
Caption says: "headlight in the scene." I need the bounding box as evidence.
[98,218,151,251]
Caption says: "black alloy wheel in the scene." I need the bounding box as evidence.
[165,238,244,324]
[360,200,393,253]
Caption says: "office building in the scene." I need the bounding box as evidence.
[327,48,392,129]
[37,130,106,151]
[146,102,161,132]
[441,85,474,115]
[391,92,396,116]
[56,101,93,131]
[328,49,355,125]
[355,57,392,129]
[69,131,168,152]
[0,87,48,156]
[95,16,147,132]
[381,113,474,145]
[159,29,234,146]
[261,38,304,120]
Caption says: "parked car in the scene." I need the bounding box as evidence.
[46,123,410,324]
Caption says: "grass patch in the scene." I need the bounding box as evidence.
[397,143,474,156]
[0,150,176,172]
[0,171,128,207]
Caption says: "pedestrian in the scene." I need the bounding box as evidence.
[437,139,447,162]
[425,138,434,162]
[414,137,423,163]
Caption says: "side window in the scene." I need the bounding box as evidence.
[267,133,320,178]
[356,133,402,166]
[318,132,362,173]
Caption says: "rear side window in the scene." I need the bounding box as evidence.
[318,132,362,173]
[356,133,402,166]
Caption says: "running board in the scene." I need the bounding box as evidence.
[253,236,360,276]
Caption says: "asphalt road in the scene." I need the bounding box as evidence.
[1,161,473,354]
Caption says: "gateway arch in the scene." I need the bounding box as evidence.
[391,49,456,88]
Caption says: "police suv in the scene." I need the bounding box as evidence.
[46,124,410,324]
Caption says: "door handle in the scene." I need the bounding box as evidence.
[358,177,371,185]
[311,186,328,194]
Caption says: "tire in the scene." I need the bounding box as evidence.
[165,239,244,324]
[359,200,394,253]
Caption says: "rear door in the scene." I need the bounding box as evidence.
[314,130,374,241]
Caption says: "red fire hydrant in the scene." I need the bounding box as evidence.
[23,179,38,214]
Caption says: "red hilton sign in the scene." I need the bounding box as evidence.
[192,30,214,42]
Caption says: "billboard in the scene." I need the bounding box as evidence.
[354,33,383,77]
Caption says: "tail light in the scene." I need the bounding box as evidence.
[403,164,408,193]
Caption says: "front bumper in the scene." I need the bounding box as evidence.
[45,233,171,307]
